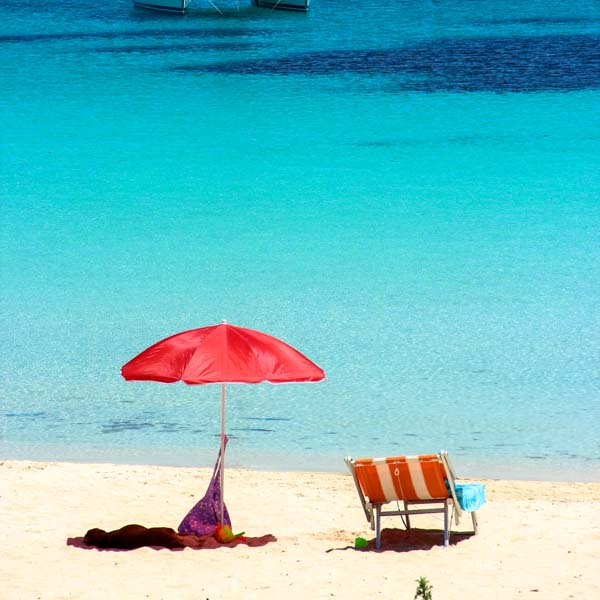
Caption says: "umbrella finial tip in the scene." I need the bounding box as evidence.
[221,319,228,324]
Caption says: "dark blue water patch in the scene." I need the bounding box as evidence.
[91,41,260,54]
[101,419,155,433]
[524,455,547,460]
[182,34,600,93]
[4,411,47,418]
[322,431,337,435]
[0,27,271,45]
[480,17,600,26]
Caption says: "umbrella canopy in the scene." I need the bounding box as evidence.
[121,321,325,525]
[121,322,325,385]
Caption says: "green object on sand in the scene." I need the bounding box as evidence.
[354,536,368,549]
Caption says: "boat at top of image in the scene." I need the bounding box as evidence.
[132,0,310,12]
[251,0,309,11]
[133,0,189,12]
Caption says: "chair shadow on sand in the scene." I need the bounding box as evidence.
[327,527,475,553]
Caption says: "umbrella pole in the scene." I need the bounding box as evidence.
[220,383,225,524]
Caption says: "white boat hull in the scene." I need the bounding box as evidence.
[253,0,309,10]
[133,0,188,12]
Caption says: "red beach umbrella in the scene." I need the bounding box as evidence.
[121,321,325,522]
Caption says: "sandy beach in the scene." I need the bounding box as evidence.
[1,460,599,599]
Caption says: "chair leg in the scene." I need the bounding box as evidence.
[404,501,411,529]
[443,499,449,547]
[471,511,478,534]
[375,504,381,549]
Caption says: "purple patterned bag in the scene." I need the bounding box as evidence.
[178,438,232,535]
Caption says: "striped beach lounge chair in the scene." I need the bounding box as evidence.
[345,451,485,548]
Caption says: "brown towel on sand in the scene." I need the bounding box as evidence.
[76,524,275,550]
[83,525,192,549]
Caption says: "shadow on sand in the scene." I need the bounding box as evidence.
[327,527,475,553]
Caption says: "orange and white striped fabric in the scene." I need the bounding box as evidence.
[353,454,449,503]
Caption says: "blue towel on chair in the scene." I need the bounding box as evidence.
[453,483,486,511]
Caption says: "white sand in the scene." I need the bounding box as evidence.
[1,460,599,599]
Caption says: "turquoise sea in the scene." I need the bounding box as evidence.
[1,0,599,480]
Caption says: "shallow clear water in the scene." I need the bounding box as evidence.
[2,0,599,480]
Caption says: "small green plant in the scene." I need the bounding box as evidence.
[414,576,433,600]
